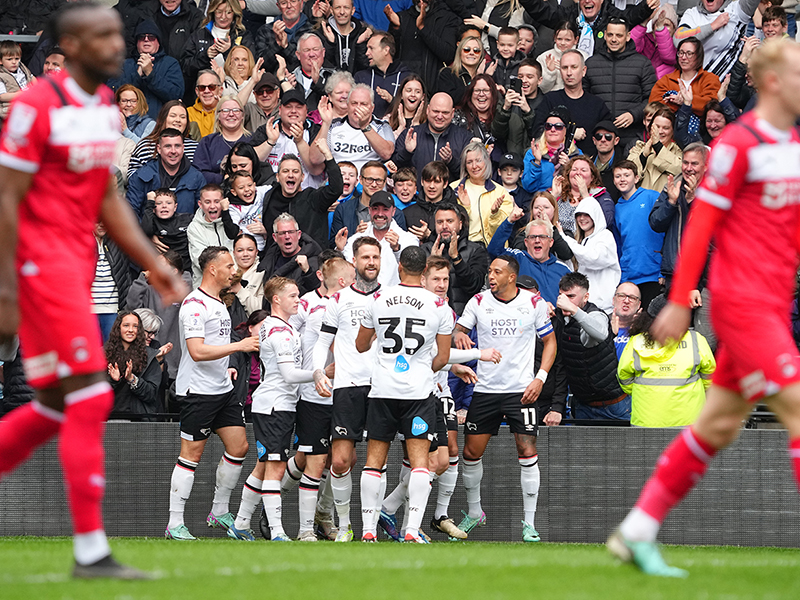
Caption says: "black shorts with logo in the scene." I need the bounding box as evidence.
[438,394,458,432]
[429,395,450,451]
[331,385,370,441]
[253,411,296,462]
[180,389,244,442]
[367,395,436,443]
[464,392,539,437]
[295,400,332,455]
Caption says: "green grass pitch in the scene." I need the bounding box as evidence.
[2,537,800,599]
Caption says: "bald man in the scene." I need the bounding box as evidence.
[392,92,477,186]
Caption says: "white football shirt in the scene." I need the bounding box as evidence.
[362,283,455,400]
[251,315,303,414]
[457,289,553,394]
[328,117,395,175]
[176,289,234,396]
[289,289,332,406]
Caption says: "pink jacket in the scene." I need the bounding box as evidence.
[631,25,677,80]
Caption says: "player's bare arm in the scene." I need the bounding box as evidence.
[453,323,475,349]
[0,166,32,342]
[432,333,451,373]
[186,336,259,362]
[522,331,556,405]
[99,176,187,305]
[355,325,374,353]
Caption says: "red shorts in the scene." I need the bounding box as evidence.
[711,303,800,402]
[17,260,107,389]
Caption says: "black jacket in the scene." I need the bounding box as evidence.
[0,348,34,416]
[727,60,756,112]
[254,13,314,75]
[393,122,476,186]
[402,188,459,243]
[101,237,132,310]
[532,89,613,156]
[422,234,489,314]
[436,66,472,106]
[391,0,461,92]
[109,347,163,419]
[149,0,204,61]
[648,182,694,279]
[584,40,656,140]
[140,201,193,278]
[257,233,323,297]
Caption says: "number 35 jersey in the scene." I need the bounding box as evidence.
[362,283,455,401]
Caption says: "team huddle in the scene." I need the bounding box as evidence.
[169,240,553,543]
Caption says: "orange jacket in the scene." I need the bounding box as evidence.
[649,69,721,116]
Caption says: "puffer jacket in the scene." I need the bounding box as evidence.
[562,196,620,313]
[149,0,204,60]
[618,329,715,427]
[584,39,657,138]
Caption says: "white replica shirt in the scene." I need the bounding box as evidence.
[269,128,326,189]
[228,184,270,251]
[176,289,233,396]
[457,289,553,394]
[362,283,455,400]
[328,116,395,175]
[317,284,378,389]
[289,289,332,406]
[343,222,419,287]
[251,315,303,414]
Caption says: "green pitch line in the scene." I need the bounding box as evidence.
[1,537,799,599]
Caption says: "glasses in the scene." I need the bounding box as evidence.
[544,122,566,131]
[677,50,696,58]
[118,98,137,105]
[473,89,492,96]
[275,229,299,236]
[196,84,219,92]
[138,34,157,42]
[144,330,157,338]
[256,87,278,95]
[614,293,641,302]
[525,234,551,240]
[219,108,242,114]
[463,47,482,55]
[593,132,614,141]
[361,176,386,185]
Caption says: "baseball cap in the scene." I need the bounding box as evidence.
[593,120,619,137]
[498,152,523,171]
[647,293,668,318]
[369,190,394,208]
[517,275,539,291]
[255,73,280,92]
[280,88,307,107]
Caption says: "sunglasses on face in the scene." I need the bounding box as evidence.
[138,34,157,42]
[593,132,614,141]
[544,122,566,131]
[196,84,219,92]
[463,47,482,55]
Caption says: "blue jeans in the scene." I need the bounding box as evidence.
[572,396,631,421]
[96,312,117,343]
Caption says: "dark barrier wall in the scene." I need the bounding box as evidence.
[1,424,797,547]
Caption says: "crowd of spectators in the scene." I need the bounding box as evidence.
[2,0,793,423]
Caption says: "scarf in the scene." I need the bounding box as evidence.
[576,11,596,57]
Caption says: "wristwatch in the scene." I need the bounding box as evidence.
[362,125,372,133]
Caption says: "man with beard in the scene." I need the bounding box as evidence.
[311,236,382,542]
[392,93,476,186]
[341,191,419,287]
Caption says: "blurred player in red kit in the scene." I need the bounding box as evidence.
[0,1,185,579]
[608,38,800,577]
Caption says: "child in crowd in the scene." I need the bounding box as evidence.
[497,153,532,234]
[328,161,358,240]
[517,25,537,58]
[492,27,525,91]
[0,41,35,124]
[392,167,419,211]
[537,21,586,94]
[227,172,270,251]
[141,189,193,276]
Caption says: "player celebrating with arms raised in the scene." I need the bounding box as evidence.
[354,246,454,543]
[0,2,186,579]
[608,39,800,577]
[453,256,556,543]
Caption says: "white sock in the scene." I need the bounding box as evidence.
[212,453,245,516]
[168,457,198,529]
[435,458,459,519]
[519,455,540,527]
[360,467,383,537]
[262,480,284,538]
[298,474,320,534]
[382,461,411,515]
[462,458,483,519]
[331,467,352,528]
[620,507,661,543]
[316,468,334,516]
[234,475,263,530]
[73,529,111,566]
[281,455,303,493]
[405,468,432,538]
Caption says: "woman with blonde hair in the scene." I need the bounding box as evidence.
[116,84,155,143]
[222,45,256,100]
[437,36,486,105]
[453,140,514,246]
[193,94,251,184]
